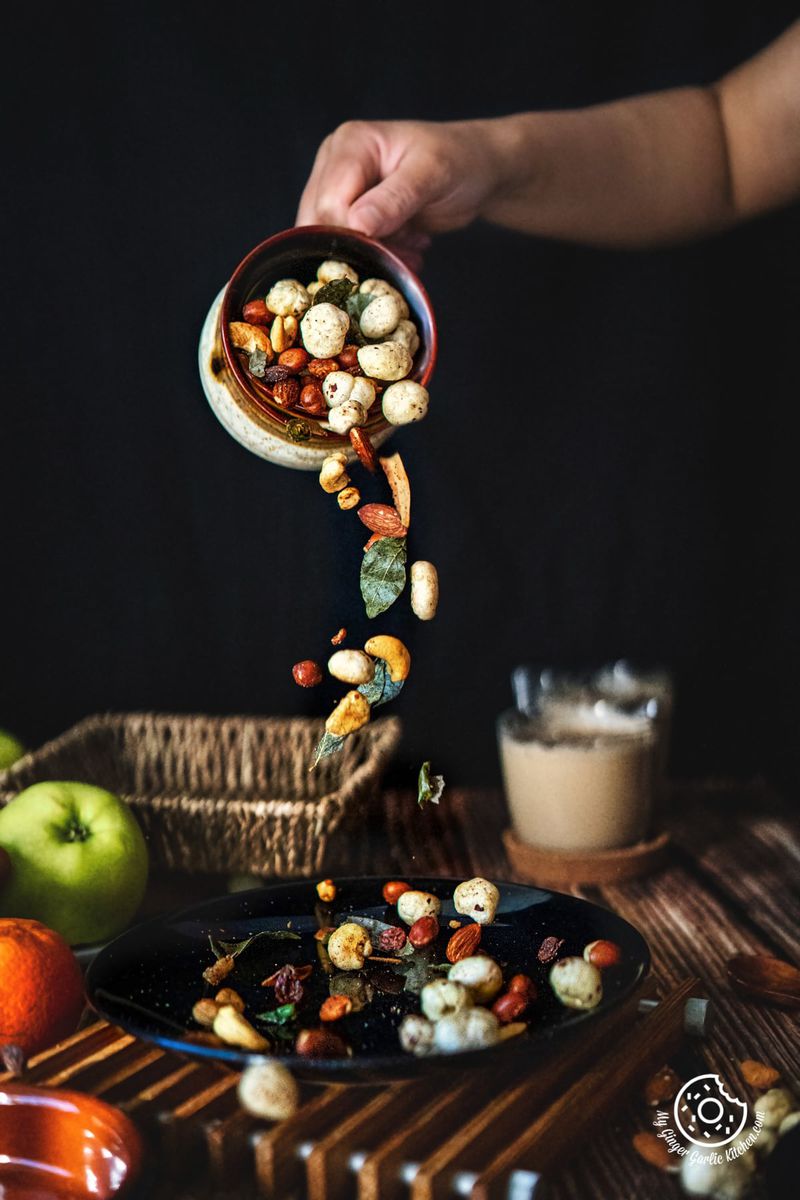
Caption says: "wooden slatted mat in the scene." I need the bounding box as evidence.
[1,979,698,1200]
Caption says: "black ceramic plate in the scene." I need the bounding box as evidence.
[86,877,650,1082]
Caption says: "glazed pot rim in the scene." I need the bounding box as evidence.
[218,225,437,447]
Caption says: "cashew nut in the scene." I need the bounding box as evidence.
[317,259,359,285]
[421,979,474,1022]
[301,302,350,358]
[212,1005,270,1051]
[549,958,603,1010]
[323,371,356,408]
[319,452,350,494]
[229,322,274,359]
[360,294,402,339]
[325,690,371,736]
[238,1062,299,1121]
[433,1007,500,1054]
[359,278,410,320]
[328,922,372,971]
[266,279,310,318]
[447,955,504,1004]
[382,380,429,425]
[410,561,439,620]
[363,635,411,682]
[357,342,412,382]
[327,399,367,434]
[328,649,375,685]
[453,877,499,926]
[397,890,441,926]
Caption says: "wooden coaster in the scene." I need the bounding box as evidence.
[503,826,672,888]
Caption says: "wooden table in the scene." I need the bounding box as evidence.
[8,780,799,1198]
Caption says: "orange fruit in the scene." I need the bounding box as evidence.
[0,918,85,1057]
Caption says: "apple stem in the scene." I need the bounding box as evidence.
[63,818,91,843]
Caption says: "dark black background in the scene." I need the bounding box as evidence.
[2,2,798,787]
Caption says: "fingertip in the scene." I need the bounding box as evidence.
[348,204,381,238]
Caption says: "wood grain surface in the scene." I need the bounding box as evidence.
[2,780,797,1200]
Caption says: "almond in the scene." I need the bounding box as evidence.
[740,1059,780,1090]
[357,503,408,537]
[446,922,482,963]
[349,427,379,473]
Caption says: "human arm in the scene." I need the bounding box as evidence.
[296,21,800,249]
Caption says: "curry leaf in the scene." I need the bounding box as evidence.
[311,730,346,769]
[360,536,407,619]
[312,279,356,308]
[254,1002,296,1025]
[209,930,300,960]
[358,659,404,708]
[248,348,268,377]
[418,761,445,808]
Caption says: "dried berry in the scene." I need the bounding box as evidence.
[537,936,565,964]
[262,365,293,385]
[265,965,310,1006]
[377,926,408,953]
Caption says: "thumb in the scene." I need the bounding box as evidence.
[348,158,438,239]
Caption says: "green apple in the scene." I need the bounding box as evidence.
[0,781,148,945]
[0,729,26,770]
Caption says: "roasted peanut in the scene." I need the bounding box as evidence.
[382,880,411,905]
[242,298,271,326]
[320,994,353,1022]
[278,347,310,372]
[337,345,362,372]
[492,991,528,1023]
[270,315,298,353]
[337,486,361,510]
[192,998,220,1027]
[325,690,371,736]
[298,382,327,416]
[408,915,439,947]
[508,974,538,1003]
[583,940,623,969]
[214,988,245,1012]
[295,1028,349,1058]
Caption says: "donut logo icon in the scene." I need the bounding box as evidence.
[674,1074,749,1148]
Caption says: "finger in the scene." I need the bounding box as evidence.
[347,158,440,239]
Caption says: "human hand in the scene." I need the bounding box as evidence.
[296,119,503,267]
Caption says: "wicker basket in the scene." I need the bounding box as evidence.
[0,712,401,876]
